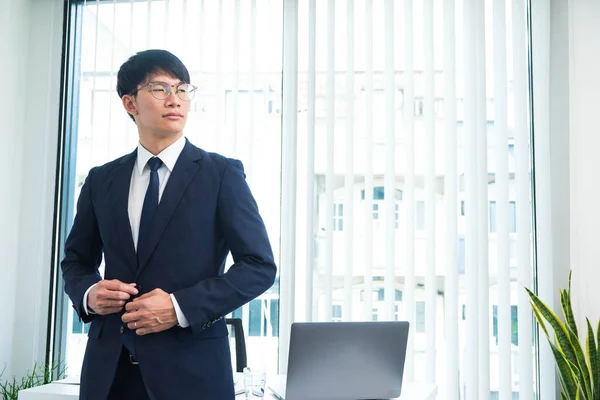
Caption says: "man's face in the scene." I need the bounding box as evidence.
[123,73,191,138]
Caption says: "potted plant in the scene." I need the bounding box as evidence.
[0,362,66,400]
[525,271,599,399]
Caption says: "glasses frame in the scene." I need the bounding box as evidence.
[131,81,198,101]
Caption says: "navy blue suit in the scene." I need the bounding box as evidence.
[61,139,277,399]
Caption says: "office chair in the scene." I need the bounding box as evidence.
[225,318,247,372]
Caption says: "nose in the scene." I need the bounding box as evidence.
[164,89,180,107]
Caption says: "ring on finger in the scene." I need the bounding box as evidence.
[134,322,137,328]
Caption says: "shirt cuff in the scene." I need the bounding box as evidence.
[170,293,190,328]
[82,283,98,315]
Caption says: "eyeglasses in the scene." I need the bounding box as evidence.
[131,81,198,101]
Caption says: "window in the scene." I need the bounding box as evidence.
[360,288,402,302]
[270,299,279,337]
[372,204,379,220]
[232,307,243,320]
[332,305,342,322]
[416,301,426,333]
[249,298,279,337]
[492,305,519,346]
[360,187,403,201]
[72,318,89,335]
[249,299,262,337]
[333,203,344,231]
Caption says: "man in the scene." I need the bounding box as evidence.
[61,49,277,400]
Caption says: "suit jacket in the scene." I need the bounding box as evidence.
[61,139,277,399]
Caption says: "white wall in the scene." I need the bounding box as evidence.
[569,0,600,331]
[0,0,63,381]
[0,0,28,381]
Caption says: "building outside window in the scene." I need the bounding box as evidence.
[333,203,343,231]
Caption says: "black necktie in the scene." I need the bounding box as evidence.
[137,157,163,259]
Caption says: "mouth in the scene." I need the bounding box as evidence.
[162,113,183,119]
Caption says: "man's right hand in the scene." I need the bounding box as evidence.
[88,280,138,315]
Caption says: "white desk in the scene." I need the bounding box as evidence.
[19,373,437,400]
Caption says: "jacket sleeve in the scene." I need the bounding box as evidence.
[60,168,103,323]
[173,159,277,334]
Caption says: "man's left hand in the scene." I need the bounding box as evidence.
[122,289,178,335]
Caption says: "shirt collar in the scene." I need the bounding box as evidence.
[135,135,186,175]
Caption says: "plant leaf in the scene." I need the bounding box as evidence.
[552,340,582,400]
[526,286,590,399]
[565,324,593,400]
[532,303,579,399]
[586,319,598,400]
[563,289,579,340]
[564,271,579,341]
[526,287,579,367]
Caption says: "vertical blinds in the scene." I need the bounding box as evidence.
[291,0,534,398]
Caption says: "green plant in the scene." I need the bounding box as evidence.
[0,361,66,400]
[525,271,600,400]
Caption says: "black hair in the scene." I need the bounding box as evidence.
[116,49,191,121]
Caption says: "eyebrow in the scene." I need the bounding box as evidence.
[149,80,185,86]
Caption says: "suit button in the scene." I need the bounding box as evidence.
[120,326,124,334]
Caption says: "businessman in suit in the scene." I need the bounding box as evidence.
[61,49,277,399]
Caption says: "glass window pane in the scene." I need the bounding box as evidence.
[249,300,262,337]
[490,201,497,232]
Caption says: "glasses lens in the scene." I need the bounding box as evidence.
[177,84,196,101]
[149,82,170,100]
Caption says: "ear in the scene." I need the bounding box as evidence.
[122,95,138,117]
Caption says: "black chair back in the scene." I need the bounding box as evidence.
[225,318,247,372]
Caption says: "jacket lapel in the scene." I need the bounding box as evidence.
[135,140,204,276]
[108,150,138,275]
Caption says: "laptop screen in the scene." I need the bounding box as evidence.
[279,321,409,400]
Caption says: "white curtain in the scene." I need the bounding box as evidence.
[282,0,535,399]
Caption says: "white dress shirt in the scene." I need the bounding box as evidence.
[82,135,190,327]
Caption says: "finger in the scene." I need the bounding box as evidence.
[100,280,139,295]
[98,290,132,301]
[125,300,143,312]
[141,322,174,335]
[130,317,157,331]
[128,320,141,330]
[122,311,142,323]
[97,297,127,306]
[97,306,123,316]
[136,325,160,336]
[98,301,125,310]
[95,300,126,311]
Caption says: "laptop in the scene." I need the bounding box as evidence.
[269,321,410,400]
